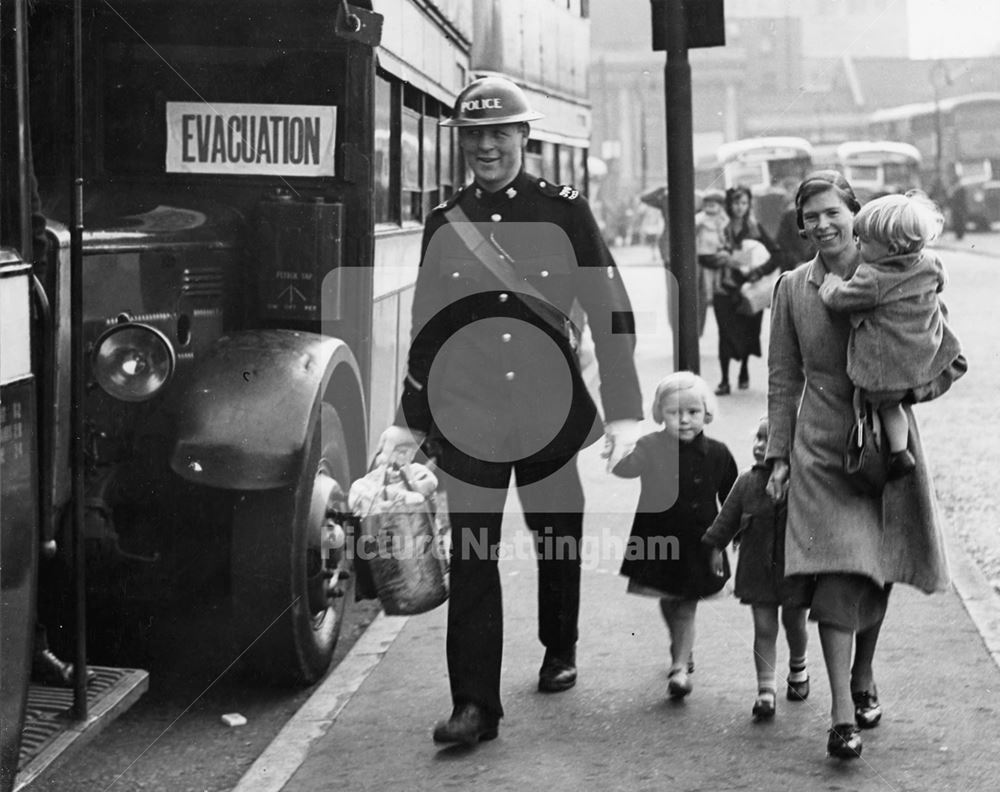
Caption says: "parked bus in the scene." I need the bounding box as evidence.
[830,141,923,203]
[870,92,1000,230]
[713,136,814,236]
[1,0,592,787]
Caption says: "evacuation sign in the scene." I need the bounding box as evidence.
[165,102,337,177]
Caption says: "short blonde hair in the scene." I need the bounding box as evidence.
[651,371,717,425]
[853,190,943,254]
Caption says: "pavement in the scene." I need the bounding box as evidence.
[231,246,1000,792]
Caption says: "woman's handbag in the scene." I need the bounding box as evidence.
[844,389,889,496]
[352,464,450,616]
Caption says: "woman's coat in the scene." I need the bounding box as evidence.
[766,256,950,594]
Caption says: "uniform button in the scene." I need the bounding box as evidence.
[539,180,547,187]
[451,271,460,278]
[498,293,509,302]
[491,213,502,222]
[501,333,512,343]
[540,270,549,277]
[505,371,516,381]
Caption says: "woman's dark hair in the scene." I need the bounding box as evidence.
[725,185,753,216]
[794,170,861,229]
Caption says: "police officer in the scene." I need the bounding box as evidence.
[378,76,642,746]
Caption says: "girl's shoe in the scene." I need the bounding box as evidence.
[667,668,692,699]
[751,692,775,722]
[786,675,810,701]
[852,688,882,728]
[827,723,863,759]
[737,374,750,390]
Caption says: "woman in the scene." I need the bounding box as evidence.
[765,171,950,759]
[711,186,779,395]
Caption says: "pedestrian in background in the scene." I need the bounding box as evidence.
[819,190,966,479]
[639,184,670,267]
[946,165,968,240]
[766,170,950,760]
[378,75,643,747]
[703,416,810,722]
[712,185,780,395]
[694,188,728,336]
[774,177,816,272]
[613,372,737,700]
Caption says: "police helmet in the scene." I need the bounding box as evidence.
[440,76,543,127]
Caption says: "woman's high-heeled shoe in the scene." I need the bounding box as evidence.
[852,688,882,728]
[827,723,863,759]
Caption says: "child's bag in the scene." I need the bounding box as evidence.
[349,462,449,616]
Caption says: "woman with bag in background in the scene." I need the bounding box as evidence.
[711,185,780,395]
[765,171,950,760]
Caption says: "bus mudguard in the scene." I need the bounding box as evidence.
[169,329,365,490]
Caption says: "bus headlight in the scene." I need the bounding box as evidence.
[92,323,176,402]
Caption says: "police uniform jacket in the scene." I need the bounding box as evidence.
[397,170,642,464]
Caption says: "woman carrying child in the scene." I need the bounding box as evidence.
[702,417,810,722]
[613,372,737,699]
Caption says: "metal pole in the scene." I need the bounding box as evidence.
[71,0,89,720]
[663,0,699,373]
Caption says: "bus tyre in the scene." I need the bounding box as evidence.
[231,403,353,685]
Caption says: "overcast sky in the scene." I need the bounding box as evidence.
[908,0,1000,58]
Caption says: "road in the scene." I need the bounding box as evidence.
[33,230,999,791]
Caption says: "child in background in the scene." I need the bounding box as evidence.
[702,417,811,721]
[694,189,729,336]
[613,372,738,699]
[819,190,965,478]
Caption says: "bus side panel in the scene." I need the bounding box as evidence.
[1,267,39,792]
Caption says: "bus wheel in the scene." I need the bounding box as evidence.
[231,403,353,685]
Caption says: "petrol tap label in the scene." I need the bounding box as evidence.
[165,102,337,177]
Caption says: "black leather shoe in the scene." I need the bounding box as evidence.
[538,648,577,693]
[31,649,95,688]
[827,722,862,759]
[432,703,499,746]
[738,375,750,390]
[852,688,882,728]
[751,693,775,722]
[786,676,810,701]
[714,382,731,396]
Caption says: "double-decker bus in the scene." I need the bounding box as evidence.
[1,1,592,787]
[870,92,1000,230]
[711,136,814,236]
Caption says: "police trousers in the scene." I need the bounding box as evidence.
[438,443,584,719]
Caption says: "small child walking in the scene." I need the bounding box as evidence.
[613,372,738,699]
[702,417,811,721]
[819,190,965,479]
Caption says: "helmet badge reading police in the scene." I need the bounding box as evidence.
[440,76,544,127]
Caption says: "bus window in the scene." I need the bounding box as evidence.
[848,164,880,183]
[559,145,573,184]
[440,125,454,200]
[423,99,439,215]
[402,85,422,222]
[573,147,586,193]
[524,139,544,178]
[374,73,393,224]
[542,141,558,182]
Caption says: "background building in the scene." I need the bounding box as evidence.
[590,0,1000,212]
